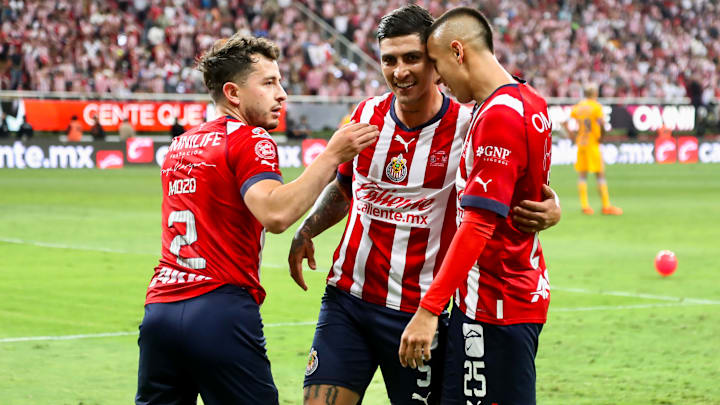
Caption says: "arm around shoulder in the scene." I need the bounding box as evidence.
[244,122,378,234]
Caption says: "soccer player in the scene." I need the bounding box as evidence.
[399,8,553,405]
[288,5,561,405]
[562,84,622,215]
[135,34,378,405]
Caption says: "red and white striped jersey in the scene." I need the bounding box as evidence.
[146,116,283,306]
[329,92,472,313]
[454,82,552,325]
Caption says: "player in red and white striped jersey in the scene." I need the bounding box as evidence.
[400,8,553,405]
[136,35,378,405]
[327,89,470,313]
[289,5,561,405]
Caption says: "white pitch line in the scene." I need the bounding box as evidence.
[0,237,157,256]
[0,321,317,344]
[552,301,718,312]
[552,286,720,305]
[0,331,138,343]
[0,237,289,268]
[3,299,720,344]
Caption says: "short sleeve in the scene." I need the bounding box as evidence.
[460,109,527,217]
[337,160,353,184]
[227,126,284,198]
[569,105,579,121]
[593,103,604,120]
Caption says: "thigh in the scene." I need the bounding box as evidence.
[442,308,543,405]
[182,286,278,405]
[588,146,604,173]
[303,286,377,398]
[136,303,198,405]
[374,311,449,405]
[575,149,589,172]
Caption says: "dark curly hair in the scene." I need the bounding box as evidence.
[196,34,280,102]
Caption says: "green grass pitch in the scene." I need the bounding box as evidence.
[1,163,719,405]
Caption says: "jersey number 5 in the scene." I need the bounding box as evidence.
[168,210,207,269]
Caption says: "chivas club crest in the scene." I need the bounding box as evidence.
[305,347,319,376]
[385,153,408,182]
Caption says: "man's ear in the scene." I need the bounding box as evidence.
[450,40,464,65]
[222,82,241,106]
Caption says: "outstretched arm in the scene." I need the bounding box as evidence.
[560,120,576,141]
[288,179,352,290]
[244,122,375,234]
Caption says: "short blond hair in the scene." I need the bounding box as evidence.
[584,83,599,97]
[196,34,280,101]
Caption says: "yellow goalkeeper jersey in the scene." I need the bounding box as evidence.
[570,99,604,148]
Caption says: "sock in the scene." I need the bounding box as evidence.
[578,181,589,209]
[598,181,611,208]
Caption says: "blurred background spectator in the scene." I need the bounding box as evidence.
[170,117,185,138]
[16,116,33,141]
[118,117,135,140]
[286,114,312,139]
[0,112,9,138]
[0,0,717,102]
[90,115,105,141]
[66,115,83,141]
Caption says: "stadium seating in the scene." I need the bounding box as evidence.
[0,0,717,101]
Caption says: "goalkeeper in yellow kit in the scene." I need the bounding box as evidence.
[563,84,622,215]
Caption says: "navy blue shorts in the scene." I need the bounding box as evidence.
[136,284,278,405]
[442,304,543,405]
[304,285,448,405]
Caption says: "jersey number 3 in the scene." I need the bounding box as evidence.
[168,210,207,269]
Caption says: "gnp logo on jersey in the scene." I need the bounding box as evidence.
[305,347,319,376]
[476,145,511,166]
[254,139,276,160]
[385,153,408,182]
[462,324,484,358]
[126,137,154,163]
[96,150,124,169]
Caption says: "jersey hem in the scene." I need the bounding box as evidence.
[342,287,419,314]
[144,283,225,305]
[469,314,547,325]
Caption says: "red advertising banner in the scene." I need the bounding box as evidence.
[654,138,677,164]
[301,139,328,167]
[126,137,154,163]
[677,137,698,164]
[21,99,286,133]
[96,150,124,169]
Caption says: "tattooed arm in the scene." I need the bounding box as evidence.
[288,179,351,290]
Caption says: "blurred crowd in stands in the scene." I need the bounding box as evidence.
[0,0,718,104]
